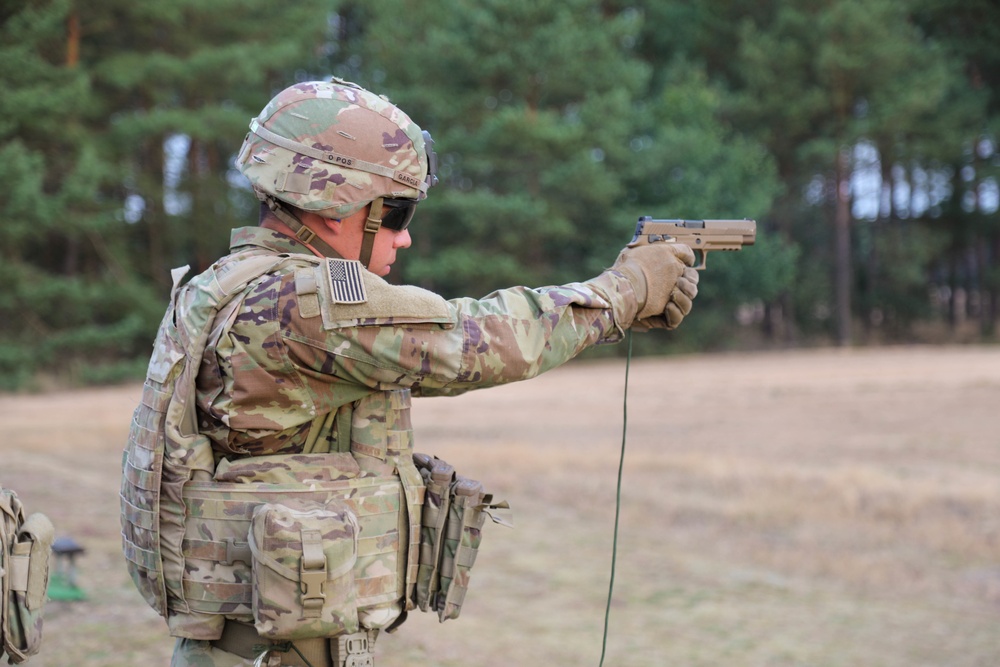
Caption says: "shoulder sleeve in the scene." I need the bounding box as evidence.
[315,258,454,329]
[282,263,637,397]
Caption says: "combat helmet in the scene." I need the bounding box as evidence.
[235,77,438,266]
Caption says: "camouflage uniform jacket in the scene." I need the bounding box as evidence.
[196,226,638,458]
[121,224,639,646]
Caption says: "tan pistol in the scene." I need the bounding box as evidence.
[629,217,757,269]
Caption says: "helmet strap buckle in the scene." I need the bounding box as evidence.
[359,198,384,268]
[293,225,317,245]
[364,198,384,235]
[263,195,342,259]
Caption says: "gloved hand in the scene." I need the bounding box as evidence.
[613,243,699,330]
[637,264,699,330]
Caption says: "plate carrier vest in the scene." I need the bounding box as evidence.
[120,251,499,642]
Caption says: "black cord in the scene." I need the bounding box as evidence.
[599,330,632,666]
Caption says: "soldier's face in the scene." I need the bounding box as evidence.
[365,225,412,277]
[334,210,412,277]
[303,206,412,276]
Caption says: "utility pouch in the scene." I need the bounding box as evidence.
[248,500,360,640]
[412,454,510,622]
[413,454,453,612]
[1,488,54,664]
[435,478,487,622]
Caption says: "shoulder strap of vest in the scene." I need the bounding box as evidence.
[173,253,310,441]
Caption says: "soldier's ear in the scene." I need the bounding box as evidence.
[322,217,344,235]
[322,204,371,238]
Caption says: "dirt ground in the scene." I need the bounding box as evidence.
[2,346,998,667]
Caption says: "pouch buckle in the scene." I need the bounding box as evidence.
[299,528,327,615]
[299,567,327,611]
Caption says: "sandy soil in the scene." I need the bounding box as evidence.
[2,345,999,666]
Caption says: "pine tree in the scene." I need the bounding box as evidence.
[728,0,972,344]
[0,0,339,389]
[326,0,651,296]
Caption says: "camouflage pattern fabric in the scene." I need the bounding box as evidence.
[411,455,495,622]
[197,226,636,459]
[171,639,254,667]
[435,478,488,621]
[179,446,414,624]
[123,224,640,664]
[121,251,302,642]
[248,500,360,639]
[171,632,369,667]
[1,485,54,664]
[413,456,453,611]
[235,80,432,219]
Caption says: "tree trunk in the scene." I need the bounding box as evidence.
[66,12,80,68]
[834,148,853,345]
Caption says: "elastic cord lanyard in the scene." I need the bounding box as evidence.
[599,329,632,667]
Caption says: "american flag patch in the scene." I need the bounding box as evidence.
[325,258,367,304]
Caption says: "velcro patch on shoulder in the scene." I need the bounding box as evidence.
[324,258,368,304]
[316,263,454,330]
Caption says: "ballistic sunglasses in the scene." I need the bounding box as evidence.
[380,197,418,232]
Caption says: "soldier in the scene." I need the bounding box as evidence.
[120,78,698,667]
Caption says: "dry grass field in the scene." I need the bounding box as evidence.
[2,346,998,666]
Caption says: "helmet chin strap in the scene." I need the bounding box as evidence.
[264,196,343,260]
[265,195,385,271]
[359,197,384,269]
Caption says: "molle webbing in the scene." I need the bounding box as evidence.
[120,252,322,638]
[172,391,422,638]
[2,485,54,664]
[411,456,508,623]
[124,335,423,643]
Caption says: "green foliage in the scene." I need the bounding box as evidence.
[857,221,945,334]
[2,0,997,389]
[0,0,337,390]
[337,0,654,295]
[708,230,800,306]
[622,61,780,224]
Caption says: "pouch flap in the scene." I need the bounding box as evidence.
[14,512,54,610]
[248,502,359,583]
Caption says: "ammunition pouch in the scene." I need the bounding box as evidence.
[412,454,509,622]
[248,499,359,640]
[1,485,54,664]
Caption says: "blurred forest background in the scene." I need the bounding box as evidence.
[2,0,998,390]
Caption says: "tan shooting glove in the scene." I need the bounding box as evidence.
[613,243,699,330]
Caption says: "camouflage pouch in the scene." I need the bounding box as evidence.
[412,455,510,622]
[248,499,361,640]
[1,487,54,664]
[412,454,453,612]
[435,478,489,621]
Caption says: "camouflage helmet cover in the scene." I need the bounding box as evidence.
[236,78,435,219]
